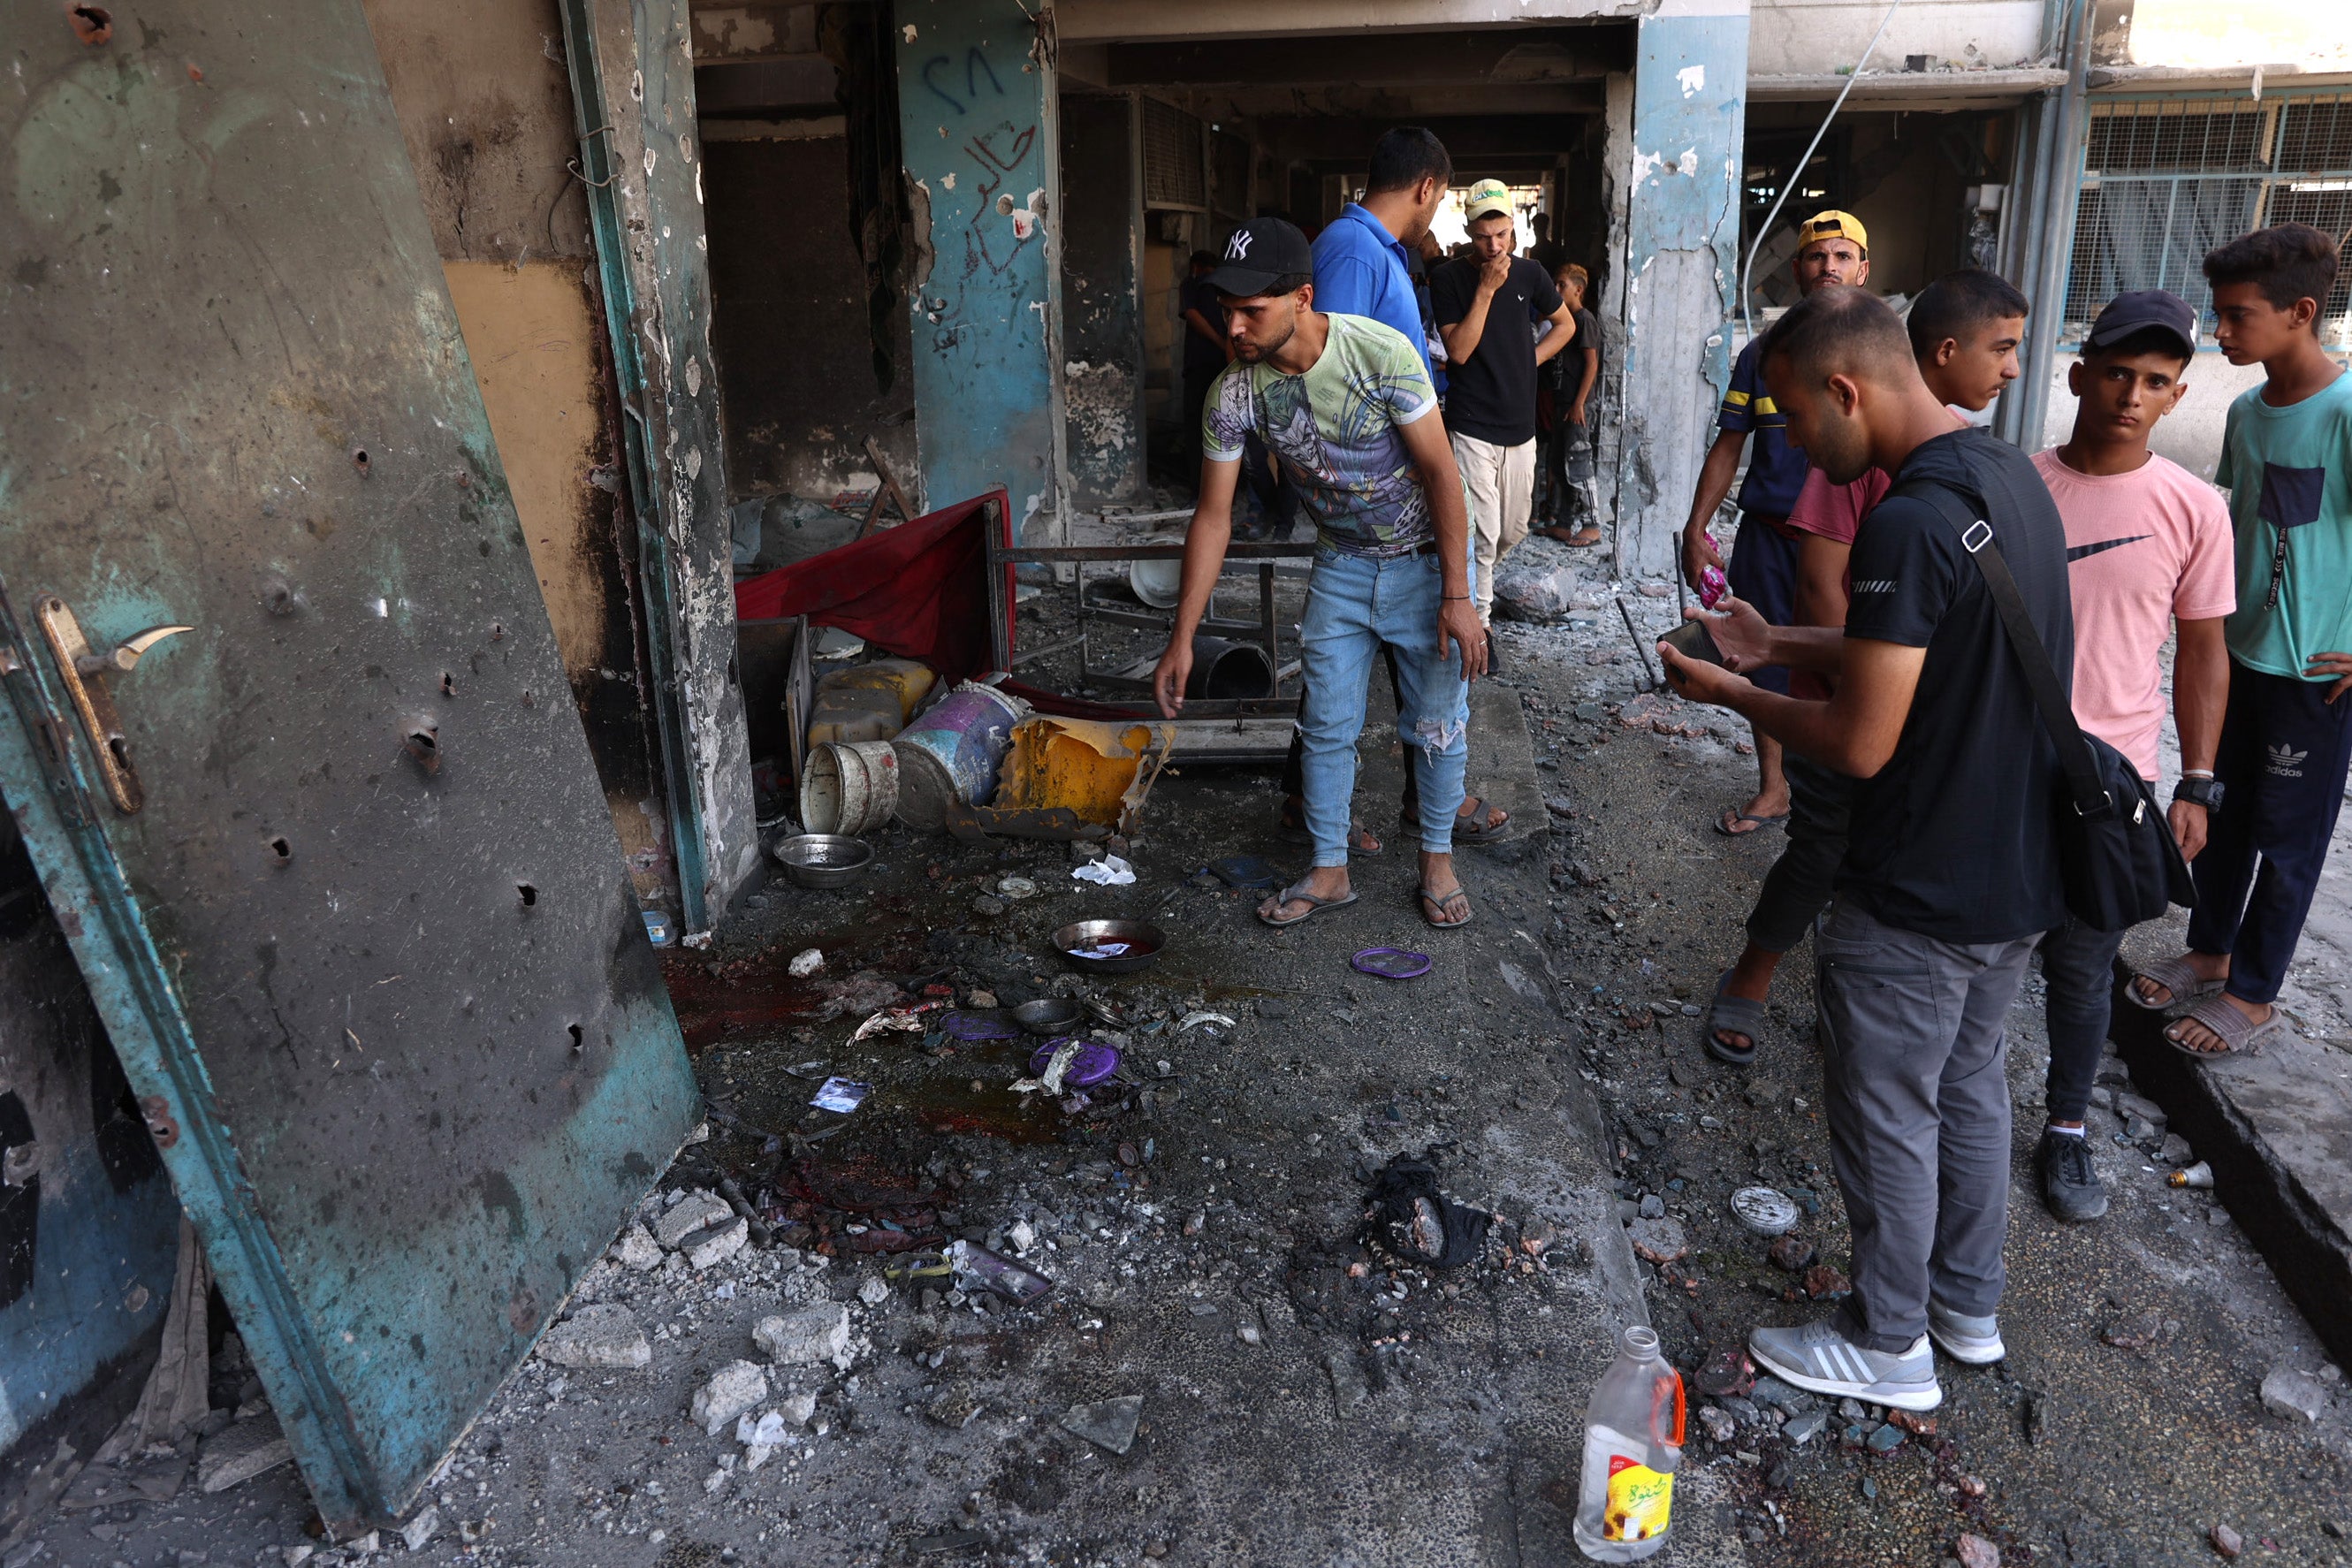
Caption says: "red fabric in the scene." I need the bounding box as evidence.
[733,489,1011,686]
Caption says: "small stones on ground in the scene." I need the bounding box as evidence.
[788,948,824,977]
[612,1224,663,1271]
[537,1305,651,1371]
[1636,1192,1665,1218]
[1768,1234,1816,1272]
[1954,1534,1999,1568]
[1236,1323,1263,1346]
[653,1191,735,1249]
[2258,1366,2328,1423]
[1061,1395,1145,1456]
[1627,1215,1688,1264]
[1697,1406,1737,1443]
[1958,1474,1988,1499]
[2101,1311,2163,1350]
[692,1361,770,1435]
[971,895,1007,917]
[1693,1347,1753,1399]
[857,1275,891,1308]
[399,1506,440,1553]
[780,1390,819,1428]
[2210,1522,2244,1558]
[1783,1409,1829,1445]
[682,1215,750,1269]
[1865,1423,1907,1454]
[1801,1263,1851,1300]
[1888,1409,1937,1436]
[756,1303,854,1369]
[1748,1375,1800,1408]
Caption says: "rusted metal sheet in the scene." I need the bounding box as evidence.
[0,1,697,1530]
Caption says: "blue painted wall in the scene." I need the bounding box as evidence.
[1612,1,1751,574]
[894,0,1065,532]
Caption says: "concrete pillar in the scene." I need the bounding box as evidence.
[894,1,1068,537]
[1610,0,1751,578]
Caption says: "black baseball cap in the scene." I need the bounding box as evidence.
[2087,289,2198,357]
[1204,217,1313,298]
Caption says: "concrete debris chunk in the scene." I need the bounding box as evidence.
[683,1214,750,1269]
[756,1303,855,1369]
[654,1191,735,1249]
[780,1390,819,1428]
[400,1505,440,1552]
[1954,1534,1999,1568]
[788,948,824,977]
[1493,561,1580,621]
[1061,1395,1144,1455]
[691,1361,770,1435]
[2259,1366,2328,1423]
[857,1275,890,1307]
[2211,1522,2243,1558]
[537,1305,651,1371]
[612,1224,664,1271]
[197,1414,294,1495]
[1626,1214,1687,1264]
[735,1410,790,1448]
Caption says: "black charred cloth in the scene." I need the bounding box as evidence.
[1360,1151,1490,1269]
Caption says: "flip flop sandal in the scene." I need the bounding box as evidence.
[1565,526,1604,548]
[2124,955,2224,1011]
[1702,970,1767,1067]
[1258,880,1359,928]
[2164,993,2283,1058]
[1352,947,1433,979]
[1417,885,1473,929]
[1715,809,1792,837]
[1402,796,1512,845]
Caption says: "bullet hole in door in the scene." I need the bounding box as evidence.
[567,1024,584,1054]
[268,836,292,864]
[402,725,441,775]
[67,6,110,46]
[352,448,370,476]
[518,884,537,908]
[440,673,456,697]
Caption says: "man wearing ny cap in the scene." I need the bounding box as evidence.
[2029,288,2234,1222]
[1683,210,1869,838]
[1432,179,1578,628]
[1152,216,1488,931]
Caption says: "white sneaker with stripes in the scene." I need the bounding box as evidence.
[1747,1314,1943,1412]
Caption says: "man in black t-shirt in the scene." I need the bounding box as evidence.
[1179,249,1229,470]
[1657,286,2071,1416]
[1431,179,1576,627]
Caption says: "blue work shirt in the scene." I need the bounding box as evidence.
[1311,203,1431,378]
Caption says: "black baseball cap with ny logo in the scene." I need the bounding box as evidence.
[1205,216,1314,298]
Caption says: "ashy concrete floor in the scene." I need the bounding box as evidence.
[25,540,2352,1568]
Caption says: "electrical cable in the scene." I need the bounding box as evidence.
[1739,0,1905,339]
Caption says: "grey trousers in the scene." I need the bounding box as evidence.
[1814,898,2036,1352]
[1746,756,1859,955]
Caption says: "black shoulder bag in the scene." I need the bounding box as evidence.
[1891,482,2195,932]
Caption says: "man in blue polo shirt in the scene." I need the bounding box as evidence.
[1679,209,1870,837]
[1309,127,1450,377]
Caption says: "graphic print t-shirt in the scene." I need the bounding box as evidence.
[2033,448,2236,780]
[1201,313,1439,556]
[2214,372,2352,681]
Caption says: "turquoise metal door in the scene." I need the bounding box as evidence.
[0,0,698,1530]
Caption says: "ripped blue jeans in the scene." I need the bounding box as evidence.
[1297,538,1471,867]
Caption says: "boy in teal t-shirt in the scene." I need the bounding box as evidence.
[2128,224,2352,1056]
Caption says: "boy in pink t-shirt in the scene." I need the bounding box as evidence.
[2028,290,2235,1224]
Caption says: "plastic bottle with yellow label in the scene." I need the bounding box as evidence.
[1572,1324,1685,1561]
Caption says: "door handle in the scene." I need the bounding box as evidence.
[33,598,190,815]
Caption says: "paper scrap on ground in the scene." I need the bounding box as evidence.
[852,1002,939,1040]
[1069,942,1131,959]
[788,948,824,978]
[809,1077,871,1113]
[1072,855,1136,886]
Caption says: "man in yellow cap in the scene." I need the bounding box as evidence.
[1680,209,1869,837]
[1432,178,1579,634]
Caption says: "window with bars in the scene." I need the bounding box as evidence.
[1141,97,1205,211]
[2066,95,2352,348]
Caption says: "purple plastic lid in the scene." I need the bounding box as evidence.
[1029,1038,1120,1088]
[942,1011,1020,1042]
[1352,947,1433,980]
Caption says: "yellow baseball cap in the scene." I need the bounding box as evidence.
[1795,209,1869,255]
[1464,178,1513,221]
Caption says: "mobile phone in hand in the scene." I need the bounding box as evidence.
[1660,619,1725,668]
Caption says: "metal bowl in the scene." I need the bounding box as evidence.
[1011,996,1082,1036]
[1052,918,1165,976]
[772,833,874,890]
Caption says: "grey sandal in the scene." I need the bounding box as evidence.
[2164,993,2283,1058]
[1259,879,1358,928]
[1703,970,1766,1067]
[1417,884,1473,929]
[2126,955,2224,1011]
